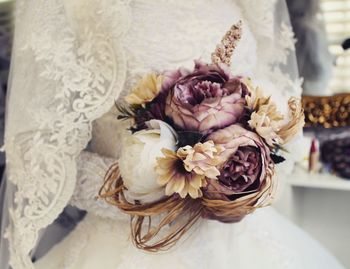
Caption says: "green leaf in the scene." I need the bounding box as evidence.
[177,131,204,147]
[115,103,135,120]
[270,154,286,164]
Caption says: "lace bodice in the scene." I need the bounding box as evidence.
[89,0,257,159]
[123,0,257,84]
[79,0,257,217]
[73,0,255,219]
[4,1,299,268]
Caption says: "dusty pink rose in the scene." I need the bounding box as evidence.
[144,68,192,122]
[164,61,248,133]
[205,124,272,201]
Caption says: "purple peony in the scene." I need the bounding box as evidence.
[218,146,261,192]
[145,68,191,122]
[164,61,248,133]
[205,124,273,201]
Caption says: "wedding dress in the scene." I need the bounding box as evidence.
[0,0,345,268]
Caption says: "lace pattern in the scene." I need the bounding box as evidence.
[5,0,130,268]
[35,210,300,269]
[237,0,302,97]
[70,151,128,221]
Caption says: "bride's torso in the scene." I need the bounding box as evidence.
[74,0,257,219]
[122,0,256,87]
[37,2,261,267]
[32,1,345,269]
[90,0,256,159]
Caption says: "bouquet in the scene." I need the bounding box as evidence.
[99,21,304,251]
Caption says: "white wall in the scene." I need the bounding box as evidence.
[275,184,350,268]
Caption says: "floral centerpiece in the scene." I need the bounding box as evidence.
[99,21,304,251]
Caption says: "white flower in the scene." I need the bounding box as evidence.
[119,120,177,204]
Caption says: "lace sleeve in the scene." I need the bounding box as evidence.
[236,0,302,98]
[236,0,302,177]
[3,0,131,268]
[70,151,127,221]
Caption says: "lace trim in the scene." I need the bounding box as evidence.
[70,151,128,221]
[237,0,302,97]
[5,0,131,268]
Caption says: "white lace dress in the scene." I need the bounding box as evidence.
[3,0,345,268]
[35,154,345,269]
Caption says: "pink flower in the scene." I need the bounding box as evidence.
[155,141,224,199]
[164,61,248,133]
[205,124,273,201]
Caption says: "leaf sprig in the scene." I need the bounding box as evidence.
[115,102,148,120]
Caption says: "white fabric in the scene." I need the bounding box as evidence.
[3,0,130,268]
[34,208,344,269]
[70,151,127,221]
[1,0,344,268]
[36,151,344,269]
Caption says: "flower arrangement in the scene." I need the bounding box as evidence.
[99,21,304,251]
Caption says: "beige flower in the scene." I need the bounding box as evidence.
[249,96,305,147]
[125,73,164,105]
[155,141,223,199]
[245,81,270,110]
[277,97,305,143]
[178,141,224,179]
[248,102,284,147]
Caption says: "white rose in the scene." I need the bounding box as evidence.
[119,120,177,204]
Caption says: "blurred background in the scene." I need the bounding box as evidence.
[0,0,11,180]
[0,0,349,267]
[276,0,350,268]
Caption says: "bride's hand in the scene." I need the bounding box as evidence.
[90,105,129,159]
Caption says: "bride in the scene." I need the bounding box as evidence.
[0,0,345,268]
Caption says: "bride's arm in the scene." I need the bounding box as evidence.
[89,106,130,159]
[70,150,125,220]
[70,107,130,220]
